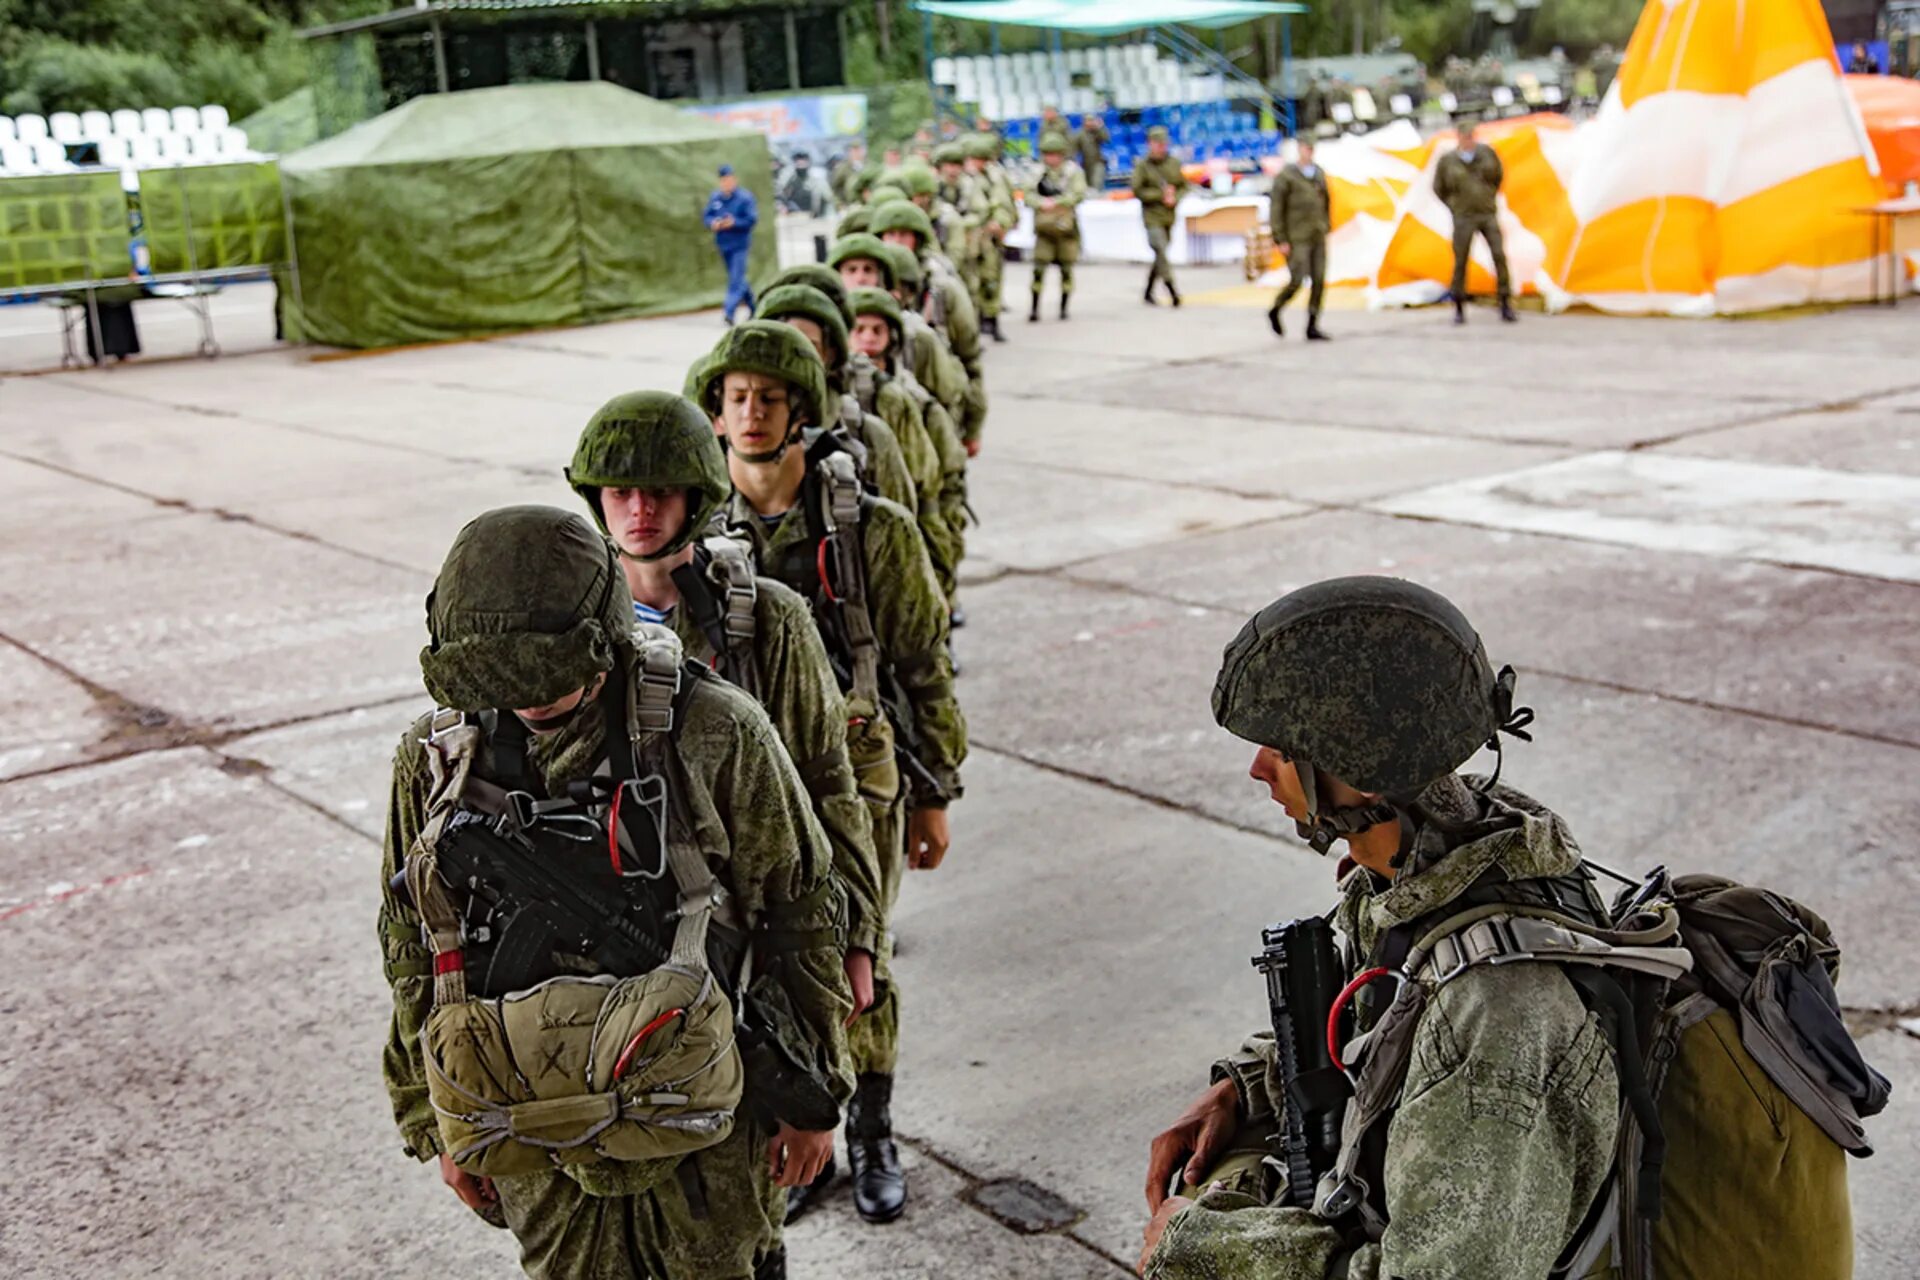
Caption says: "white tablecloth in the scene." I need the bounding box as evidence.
[1003,195,1266,266]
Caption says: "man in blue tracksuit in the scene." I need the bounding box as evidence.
[705,164,759,325]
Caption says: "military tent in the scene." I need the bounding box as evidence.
[281,82,775,349]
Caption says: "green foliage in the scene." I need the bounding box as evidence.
[1528,0,1643,58]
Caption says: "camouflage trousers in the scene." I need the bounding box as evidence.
[494,1121,784,1280]
[1450,212,1511,301]
[976,239,1004,318]
[1031,232,1079,294]
[1145,222,1177,287]
[845,786,907,1076]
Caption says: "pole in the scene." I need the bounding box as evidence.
[431,17,450,93]
[921,9,938,120]
[990,22,1000,58]
[1281,15,1295,135]
[1352,0,1363,57]
[585,19,600,81]
[280,167,306,343]
[784,10,801,90]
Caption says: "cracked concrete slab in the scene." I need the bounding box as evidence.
[1651,405,1920,477]
[0,641,115,779]
[1849,1030,1920,1277]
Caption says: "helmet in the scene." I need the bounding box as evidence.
[962,134,997,161]
[566,391,728,562]
[880,242,921,290]
[869,169,910,200]
[828,233,896,288]
[848,286,904,351]
[899,164,938,198]
[419,505,631,712]
[755,283,849,368]
[1212,576,1529,800]
[1147,125,1171,143]
[835,205,871,237]
[868,201,936,249]
[768,263,852,326]
[932,142,963,167]
[1039,131,1071,155]
[687,320,830,463]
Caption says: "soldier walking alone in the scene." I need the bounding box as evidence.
[1434,122,1515,324]
[1265,141,1332,340]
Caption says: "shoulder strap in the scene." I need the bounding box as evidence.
[849,354,880,413]
[815,451,882,705]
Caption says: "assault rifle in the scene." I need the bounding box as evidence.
[1250,916,1350,1206]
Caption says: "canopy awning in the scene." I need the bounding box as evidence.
[912,0,1305,34]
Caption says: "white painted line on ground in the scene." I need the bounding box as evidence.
[1369,451,1920,584]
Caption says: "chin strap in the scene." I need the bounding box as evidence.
[1294,759,1401,855]
[1476,665,1537,792]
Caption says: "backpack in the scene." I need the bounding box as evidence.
[402,627,746,1190]
[1327,864,1888,1279]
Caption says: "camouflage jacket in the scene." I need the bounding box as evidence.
[1146,785,1617,1280]
[851,354,956,592]
[1272,163,1331,243]
[922,254,983,370]
[977,163,1018,234]
[378,648,857,1162]
[938,173,986,259]
[903,309,970,416]
[831,390,917,516]
[1131,154,1189,230]
[1028,160,1087,238]
[721,483,966,803]
[1434,145,1504,218]
[667,561,886,961]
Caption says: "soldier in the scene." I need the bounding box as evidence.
[1074,111,1110,191]
[1265,140,1333,341]
[379,504,854,1280]
[963,134,1016,342]
[932,142,986,312]
[1138,576,1616,1279]
[830,141,868,207]
[877,243,976,461]
[868,200,987,452]
[755,282,923,520]
[689,321,967,1225]
[1027,132,1086,322]
[1434,120,1515,324]
[1130,126,1189,307]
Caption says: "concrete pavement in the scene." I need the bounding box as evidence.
[2,262,1916,1277]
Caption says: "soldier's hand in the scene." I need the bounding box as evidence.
[906,805,951,870]
[438,1152,498,1214]
[1144,1077,1239,1211]
[768,1123,835,1188]
[1138,1195,1192,1275]
[965,438,982,458]
[844,949,875,1024]
[1040,196,1058,210]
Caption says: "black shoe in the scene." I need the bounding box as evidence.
[783,1157,836,1224]
[1028,295,1041,323]
[1306,321,1330,341]
[987,316,1006,342]
[1267,305,1283,337]
[950,606,967,629]
[1452,296,1466,326]
[1144,277,1160,305]
[1500,298,1517,323]
[753,1248,789,1280]
[847,1074,906,1224]
[1059,294,1070,320]
[1167,281,1181,307]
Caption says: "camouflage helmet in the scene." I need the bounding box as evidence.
[848,286,904,351]
[962,134,997,161]
[869,200,936,250]
[869,169,911,199]
[688,320,830,463]
[881,242,922,291]
[1147,125,1171,143]
[1039,131,1071,155]
[829,233,896,288]
[899,164,939,199]
[566,392,727,562]
[1212,576,1530,802]
[768,263,852,326]
[932,142,964,167]
[756,282,850,367]
[420,505,631,712]
[835,205,872,237]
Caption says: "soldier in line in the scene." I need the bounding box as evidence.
[1265,140,1332,341]
[1027,132,1087,322]
[1074,111,1111,191]
[932,143,987,321]
[1137,577,1614,1279]
[379,505,854,1279]
[963,134,1016,342]
[1130,126,1189,307]
[1434,120,1515,324]
[871,243,976,460]
[688,321,968,1227]
[830,141,868,208]
[868,200,987,454]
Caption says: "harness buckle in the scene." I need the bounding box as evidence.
[420,706,467,746]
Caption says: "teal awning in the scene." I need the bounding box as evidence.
[912,0,1305,34]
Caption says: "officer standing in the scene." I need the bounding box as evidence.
[1434,121,1515,324]
[689,322,967,1227]
[1130,126,1189,307]
[1028,132,1087,322]
[379,505,853,1280]
[1265,140,1332,341]
[706,164,760,326]
[1138,577,1616,1279]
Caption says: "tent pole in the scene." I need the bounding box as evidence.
[1281,15,1295,135]
[991,22,1000,58]
[785,11,801,89]
[585,20,600,81]
[431,17,450,93]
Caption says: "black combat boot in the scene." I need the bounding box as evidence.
[1306,315,1330,340]
[1059,293,1071,320]
[1452,295,1467,325]
[784,1154,837,1223]
[986,316,1005,342]
[1144,274,1160,305]
[846,1073,906,1223]
[753,1247,789,1279]
[1499,296,1517,323]
[1166,279,1181,307]
[1028,292,1041,323]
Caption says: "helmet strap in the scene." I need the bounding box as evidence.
[1293,759,1400,856]
[732,421,805,465]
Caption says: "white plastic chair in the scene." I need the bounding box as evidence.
[112,108,142,135]
[1440,91,1459,114]
[99,135,133,167]
[32,138,73,171]
[50,111,82,143]
[156,132,191,163]
[1389,93,1414,116]
[0,140,30,173]
[130,134,163,167]
[1330,101,1356,126]
[1490,86,1515,108]
[81,110,114,141]
[186,132,224,162]
[17,113,50,143]
[0,117,15,142]
[1352,88,1378,123]
[170,105,200,132]
[142,107,172,133]
[200,104,231,132]
[933,57,956,85]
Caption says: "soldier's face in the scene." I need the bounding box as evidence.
[966,157,985,173]
[1147,140,1167,158]
[514,673,605,734]
[718,372,795,453]
[881,229,919,251]
[601,486,689,560]
[850,315,891,360]
[840,258,885,289]
[1298,144,1314,165]
[780,315,834,366]
[1249,746,1310,821]
[911,193,932,211]
[940,163,961,181]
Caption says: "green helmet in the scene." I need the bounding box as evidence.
[869,169,910,200]
[688,320,830,463]
[899,163,938,198]
[869,201,936,250]
[1039,131,1070,155]
[756,283,849,368]
[419,505,631,712]
[932,142,963,167]
[848,286,904,351]
[829,233,896,288]
[852,166,882,201]
[566,392,727,562]
[1212,577,1531,841]
[881,242,921,291]
[768,263,852,326]
[835,205,871,237]
[962,134,997,161]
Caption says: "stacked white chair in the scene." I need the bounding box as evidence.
[32,139,73,172]
[112,108,142,135]
[200,104,231,132]
[0,117,16,142]
[81,111,114,141]
[170,106,200,132]
[50,111,82,143]
[217,126,252,157]
[130,135,163,167]
[141,107,171,134]
[98,135,133,167]
[0,140,29,174]
[17,113,50,143]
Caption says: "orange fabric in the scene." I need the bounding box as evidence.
[1846,73,1920,190]
[1616,0,1840,107]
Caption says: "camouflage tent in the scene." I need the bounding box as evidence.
[280,81,775,349]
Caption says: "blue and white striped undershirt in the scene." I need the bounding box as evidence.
[632,600,675,626]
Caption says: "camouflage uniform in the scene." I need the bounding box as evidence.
[1130,127,1189,304]
[380,506,853,1280]
[884,244,978,458]
[1027,135,1087,320]
[1434,141,1512,316]
[932,143,985,290]
[964,134,1017,333]
[1267,160,1332,338]
[869,201,987,450]
[1144,577,1617,1280]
